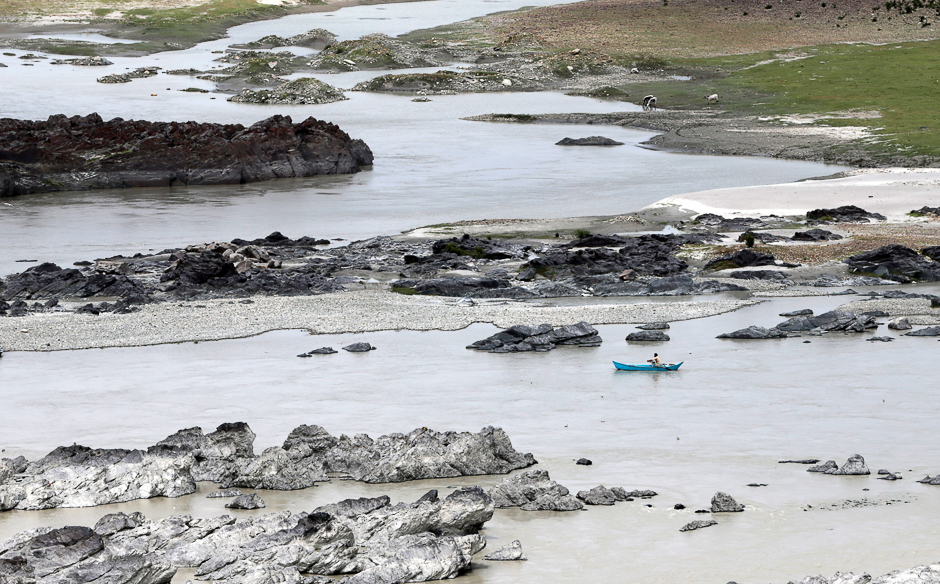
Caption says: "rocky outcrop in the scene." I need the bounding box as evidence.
[467,322,602,353]
[693,213,785,232]
[484,539,527,560]
[0,444,196,511]
[228,78,348,105]
[0,262,146,301]
[576,485,654,506]
[792,228,843,242]
[486,469,583,511]
[0,488,494,584]
[0,114,373,197]
[524,234,709,278]
[225,493,266,509]
[354,70,537,93]
[430,234,526,260]
[395,277,536,299]
[225,425,536,489]
[844,244,940,282]
[637,322,669,330]
[775,310,878,333]
[888,317,912,330]
[788,562,940,584]
[807,455,870,475]
[309,33,444,71]
[555,136,624,146]
[155,422,256,483]
[717,326,788,339]
[710,492,744,512]
[807,205,886,223]
[917,474,940,485]
[590,274,746,296]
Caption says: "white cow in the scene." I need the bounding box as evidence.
[642,95,657,111]
[704,93,719,103]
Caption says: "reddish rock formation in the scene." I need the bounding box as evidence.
[0,113,373,197]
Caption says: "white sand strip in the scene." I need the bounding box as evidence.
[644,168,940,221]
[0,291,759,351]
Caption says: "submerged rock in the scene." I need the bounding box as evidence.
[808,455,870,475]
[905,326,940,337]
[636,322,670,330]
[229,78,348,105]
[555,136,624,146]
[343,342,376,352]
[625,330,670,342]
[775,311,878,333]
[917,475,940,485]
[710,492,744,512]
[484,539,527,561]
[467,322,602,353]
[680,519,717,532]
[225,493,266,509]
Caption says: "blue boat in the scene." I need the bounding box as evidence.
[613,361,683,371]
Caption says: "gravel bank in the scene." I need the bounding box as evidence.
[0,290,760,351]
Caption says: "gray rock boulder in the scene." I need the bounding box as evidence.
[776,311,878,333]
[710,492,744,512]
[555,136,624,146]
[625,330,670,341]
[226,425,535,489]
[637,322,670,330]
[917,475,940,485]
[207,489,242,498]
[680,519,717,532]
[487,469,583,511]
[887,317,912,330]
[343,342,376,352]
[717,326,787,339]
[576,485,620,505]
[484,539,527,561]
[156,422,256,483]
[225,493,266,509]
[780,309,813,317]
[467,321,602,352]
[905,326,940,336]
[0,444,196,511]
[808,455,870,475]
[807,460,838,473]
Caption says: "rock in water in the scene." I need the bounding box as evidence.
[207,489,243,498]
[576,458,593,465]
[225,493,266,509]
[710,492,744,512]
[906,326,940,337]
[228,78,348,105]
[888,317,912,330]
[555,136,624,146]
[0,113,373,197]
[807,455,870,475]
[484,539,527,560]
[918,474,940,485]
[625,330,670,341]
[680,520,717,532]
[487,469,583,511]
[637,322,670,330]
[807,460,839,473]
[467,321,602,352]
[343,342,375,352]
[717,326,788,339]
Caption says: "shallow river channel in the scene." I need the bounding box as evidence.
[1,0,935,582]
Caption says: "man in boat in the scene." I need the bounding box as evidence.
[647,353,665,368]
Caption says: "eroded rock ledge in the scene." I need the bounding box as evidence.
[0,113,373,197]
[0,423,535,511]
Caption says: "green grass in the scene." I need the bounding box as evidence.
[390,286,419,295]
[441,242,487,259]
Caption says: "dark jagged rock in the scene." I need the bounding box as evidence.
[0,113,373,197]
[710,492,744,512]
[467,322,602,353]
[526,234,711,278]
[680,520,717,532]
[730,269,792,281]
[0,262,146,301]
[807,460,838,473]
[717,326,787,339]
[487,469,583,511]
[591,274,746,296]
[576,485,636,506]
[792,228,843,241]
[576,458,593,465]
[625,330,670,341]
[232,231,331,248]
[844,244,940,282]
[555,136,624,146]
[704,249,777,271]
[922,245,940,261]
[225,425,535,489]
[225,493,266,509]
[155,422,256,483]
[484,539,527,561]
[636,322,669,330]
[867,336,894,342]
[905,326,940,336]
[161,251,237,285]
[738,230,788,243]
[307,347,338,355]
[207,489,243,498]
[775,310,878,333]
[807,205,886,223]
[918,474,940,485]
[694,213,769,232]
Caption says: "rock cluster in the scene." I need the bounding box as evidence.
[466,322,602,352]
[717,325,788,339]
[577,486,657,506]
[787,561,940,584]
[844,244,940,282]
[555,136,624,146]
[704,249,778,271]
[806,205,886,223]
[0,489,494,584]
[775,310,879,333]
[229,78,348,105]
[0,113,373,197]
[807,454,871,475]
[0,423,535,510]
[310,33,445,71]
[487,469,583,511]
[97,66,161,83]
[792,228,843,242]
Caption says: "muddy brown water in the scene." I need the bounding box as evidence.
[2,293,940,583]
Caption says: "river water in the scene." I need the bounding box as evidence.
[2,0,935,582]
